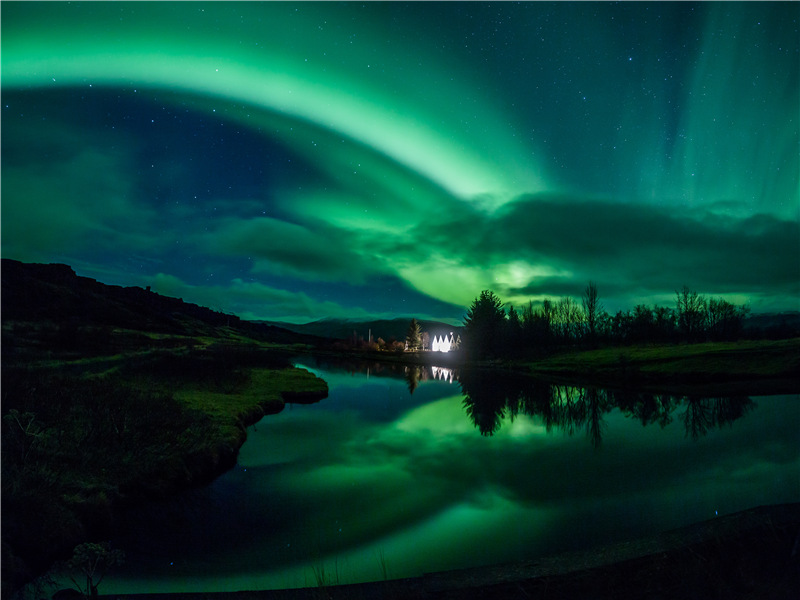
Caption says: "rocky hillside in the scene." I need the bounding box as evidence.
[1,259,322,357]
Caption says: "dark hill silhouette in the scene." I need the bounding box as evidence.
[743,310,800,339]
[1,259,321,347]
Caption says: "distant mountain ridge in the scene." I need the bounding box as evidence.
[258,317,463,343]
[743,311,800,339]
[260,312,800,344]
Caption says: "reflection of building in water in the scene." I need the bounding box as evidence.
[404,365,457,386]
[431,332,461,352]
[430,365,455,383]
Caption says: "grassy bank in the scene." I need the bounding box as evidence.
[304,337,800,394]
[1,345,328,597]
[518,337,800,394]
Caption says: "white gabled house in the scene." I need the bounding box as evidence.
[431,332,460,352]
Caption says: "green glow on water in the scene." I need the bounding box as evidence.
[99,363,800,594]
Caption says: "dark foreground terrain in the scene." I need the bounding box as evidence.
[1,261,330,595]
[3,260,798,598]
[99,504,799,600]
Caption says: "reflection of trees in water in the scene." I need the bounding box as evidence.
[459,370,519,437]
[682,396,756,440]
[614,391,679,429]
[301,357,459,393]
[404,365,422,394]
[457,370,755,445]
[460,372,612,446]
[306,357,408,378]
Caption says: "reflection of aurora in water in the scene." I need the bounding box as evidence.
[105,361,800,594]
[457,369,757,443]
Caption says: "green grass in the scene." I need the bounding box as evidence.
[524,338,800,391]
[310,558,341,591]
[376,548,390,581]
[174,366,329,440]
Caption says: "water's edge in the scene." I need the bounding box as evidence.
[100,503,800,599]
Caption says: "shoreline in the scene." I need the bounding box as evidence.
[302,337,800,396]
[99,503,799,600]
[1,352,329,597]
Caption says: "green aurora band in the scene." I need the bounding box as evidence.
[2,2,798,319]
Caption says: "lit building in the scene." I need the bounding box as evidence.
[431,332,460,352]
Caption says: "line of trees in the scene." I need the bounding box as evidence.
[462,284,752,359]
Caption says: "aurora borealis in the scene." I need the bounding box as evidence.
[2,2,798,323]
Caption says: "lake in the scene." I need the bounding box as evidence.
[105,358,800,593]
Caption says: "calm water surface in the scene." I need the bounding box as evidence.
[106,359,800,593]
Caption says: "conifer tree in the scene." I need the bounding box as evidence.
[463,290,506,359]
[405,318,422,351]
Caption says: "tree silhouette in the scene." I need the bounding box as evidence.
[552,385,588,437]
[66,542,124,599]
[521,299,555,350]
[454,371,755,444]
[459,369,515,436]
[653,305,677,342]
[682,397,755,439]
[405,318,422,351]
[630,304,655,343]
[404,365,421,394]
[3,409,45,467]
[707,297,749,341]
[421,330,431,351]
[615,391,677,428]
[463,290,506,359]
[584,387,608,449]
[505,304,522,352]
[582,281,603,345]
[676,286,706,342]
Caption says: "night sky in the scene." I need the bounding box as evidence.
[2,2,798,324]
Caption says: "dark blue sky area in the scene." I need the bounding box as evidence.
[2,2,798,322]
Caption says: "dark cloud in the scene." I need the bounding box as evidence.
[414,195,799,306]
[208,217,382,283]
